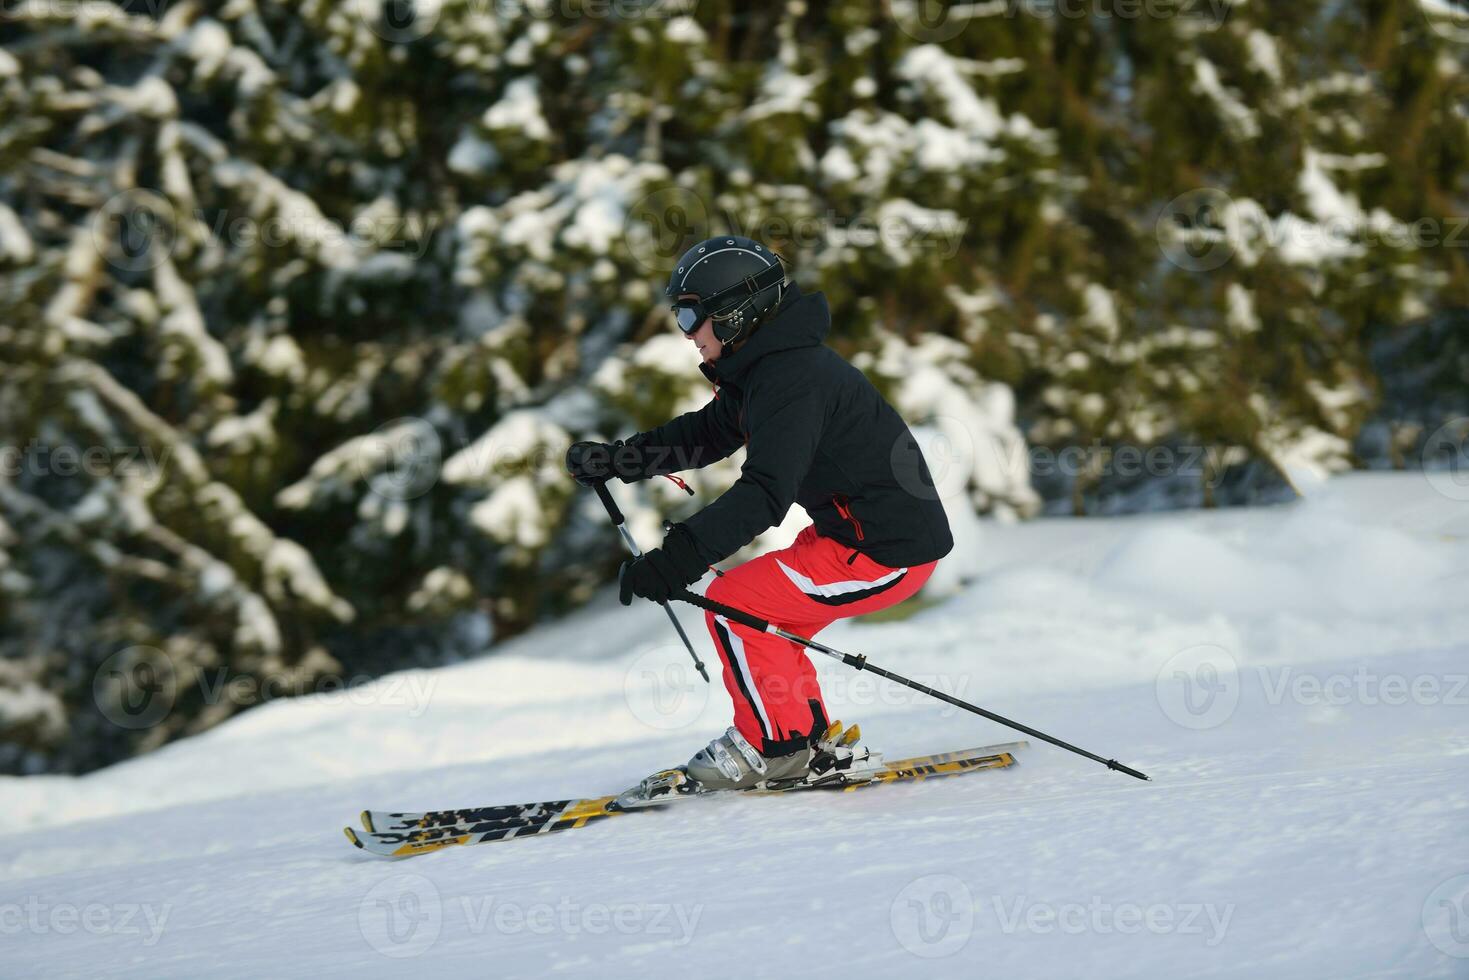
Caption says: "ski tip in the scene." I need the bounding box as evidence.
[360,810,375,833]
[344,826,364,849]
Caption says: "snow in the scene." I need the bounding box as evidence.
[664,17,707,45]
[860,332,1041,528]
[1224,282,1260,333]
[1245,29,1282,84]
[1,473,1465,978]
[154,261,234,387]
[743,66,821,123]
[468,476,551,549]
[0,203,36,263]
[180,19,232,80]
[897,46,1006,139]
[483,78,551,142]
[1298,147,1364,226]
[1191,59,1260,140]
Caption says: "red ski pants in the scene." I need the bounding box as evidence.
[703,525,937,756]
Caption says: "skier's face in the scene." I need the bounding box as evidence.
[678,293,722,364]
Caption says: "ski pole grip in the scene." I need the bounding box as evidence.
[593,479,624,526]
[675,590,770,633]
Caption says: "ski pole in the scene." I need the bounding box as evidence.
[673,588,1151,781]
[592,480,711,684]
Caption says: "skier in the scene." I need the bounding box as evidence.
[566,235,952,791]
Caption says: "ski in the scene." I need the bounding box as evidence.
[344,741,1026,858]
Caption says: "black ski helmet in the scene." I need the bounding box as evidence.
[665,236,787,345]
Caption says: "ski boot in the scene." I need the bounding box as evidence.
[614,727,808,808]
[684,726,814,791]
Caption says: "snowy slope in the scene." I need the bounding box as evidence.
[2,473,1467,979]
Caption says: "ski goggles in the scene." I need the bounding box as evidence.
[669,262,787,335]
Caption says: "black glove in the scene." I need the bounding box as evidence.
[565,439,649,486]
[565,440,613,486]
[619,523,708,606]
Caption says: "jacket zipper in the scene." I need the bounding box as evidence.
[833,494,865,543]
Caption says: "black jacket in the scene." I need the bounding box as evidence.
[626,284,953,569]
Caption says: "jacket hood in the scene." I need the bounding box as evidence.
[701,283,830,386]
